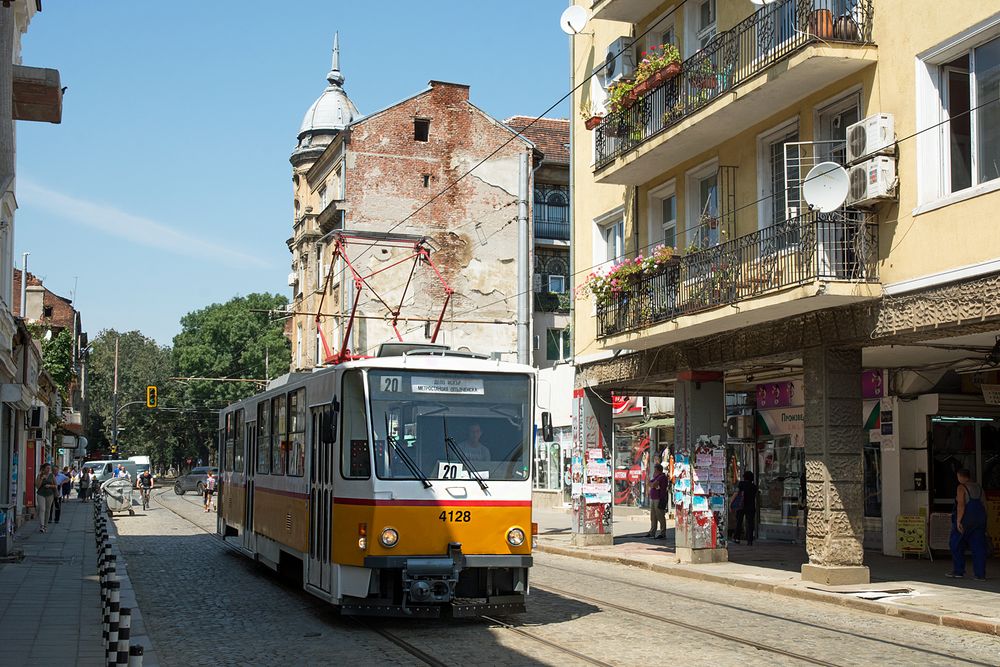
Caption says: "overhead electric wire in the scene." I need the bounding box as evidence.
[343,1,694,268]
[361,93,1000,353]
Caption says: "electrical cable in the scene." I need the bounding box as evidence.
[343,0,694,267]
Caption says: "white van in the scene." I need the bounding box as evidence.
[84,459,138,484]
[128,455,151,475]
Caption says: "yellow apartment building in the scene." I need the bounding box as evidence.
[570,0,1000,582]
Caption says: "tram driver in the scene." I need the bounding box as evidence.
[459,422,491,468]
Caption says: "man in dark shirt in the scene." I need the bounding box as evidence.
[733,471,759,545]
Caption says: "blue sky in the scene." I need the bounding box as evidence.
[16,1,570,345]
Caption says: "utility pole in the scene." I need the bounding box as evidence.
[517,151,530,365]
[111,336,120,452]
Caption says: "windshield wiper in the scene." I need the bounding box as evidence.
[384,414,432,488]
[442,417,488,491]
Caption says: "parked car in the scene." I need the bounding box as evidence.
[173,466,219,495]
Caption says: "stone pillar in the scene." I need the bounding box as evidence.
[802,347,869,585]
[674,370,727,563]
[571,386,613,546]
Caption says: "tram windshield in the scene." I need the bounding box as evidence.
[369,370,532,482]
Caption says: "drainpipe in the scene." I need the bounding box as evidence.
[19,252,28,318]
[517,151,530,365]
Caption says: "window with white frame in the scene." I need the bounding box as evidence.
[635,13,676,65]
[548,274,566,293]
[687,0,716,55]
[319,186,328,209]
[816,93,860,166]
[758,121,800,228]
[296,324,303,368]
[686,164,719,249]
[599,218,625,266]
[546,328,571,361]
[648,181,677,251]
[917,22,1000,205]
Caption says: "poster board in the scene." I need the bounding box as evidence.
[896,515,926,555]
[987,491,1000,554]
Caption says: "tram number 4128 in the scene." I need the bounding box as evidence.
[439,510,472,522]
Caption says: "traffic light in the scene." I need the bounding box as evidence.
[146,385,158,408]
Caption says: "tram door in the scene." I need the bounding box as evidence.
[243,419,257,553]
[306,404,336,595]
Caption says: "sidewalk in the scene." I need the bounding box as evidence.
[0,499,104,666]
[534,507,1000,636]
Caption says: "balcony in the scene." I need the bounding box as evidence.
[590,0,663,23]
[535,291,571,314]
[594,0,875,184]
[534,220,571,241]
[595,210,880,345]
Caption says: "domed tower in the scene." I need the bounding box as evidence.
[291,32,359,167]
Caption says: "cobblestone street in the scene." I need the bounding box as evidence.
[104,491,1000,667]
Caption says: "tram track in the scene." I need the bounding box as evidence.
[534,560,997,666]
[149,488,615,667]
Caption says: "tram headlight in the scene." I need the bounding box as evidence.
[379,527,399,548]
[506,527,526,547]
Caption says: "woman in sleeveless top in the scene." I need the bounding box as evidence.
[946,468,988,581]
[34,464,57,532]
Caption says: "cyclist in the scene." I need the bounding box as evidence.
[137,469,154,509]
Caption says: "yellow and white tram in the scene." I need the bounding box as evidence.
[217,343,535,617]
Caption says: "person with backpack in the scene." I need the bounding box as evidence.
[946,468,988,581]
[731,471,758,546]
[203,470,218,512]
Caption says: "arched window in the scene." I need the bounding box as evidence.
[546,189,568,223]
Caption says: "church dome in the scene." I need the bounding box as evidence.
[297,33,359,140]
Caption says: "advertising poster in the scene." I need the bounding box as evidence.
[896,515,926,554]
[572,388,612,535]
[988,491,1000,554]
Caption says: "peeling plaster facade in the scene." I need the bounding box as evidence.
[289,81,535,369]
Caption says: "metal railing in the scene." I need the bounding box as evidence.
[534,220,571,241]
[595,0,874,169]
[596,209,879,338]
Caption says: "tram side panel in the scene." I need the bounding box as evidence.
[252,486,310,554]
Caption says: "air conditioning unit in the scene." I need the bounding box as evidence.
[287,272,297,287]
[846,113,895,164]
[604,37,636,83]
[726,415,753,439]
[847,156,897,207]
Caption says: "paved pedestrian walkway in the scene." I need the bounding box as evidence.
[534,507,1000,636]
[0,500,105,666]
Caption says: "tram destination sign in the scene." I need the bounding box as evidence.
[411,376,485,395]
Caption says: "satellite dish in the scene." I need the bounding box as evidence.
[559,5,589,35]
[802,162,850,213]
[43,329,53,341]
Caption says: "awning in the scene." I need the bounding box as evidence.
[624,417,675,431]
[13,65,62,124]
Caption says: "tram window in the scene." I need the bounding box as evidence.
[218,427,226,471]
[257,400,271,474]
[341,371,370,479]
[234,409,245,473]
[224,412,235,471]
[287,389,306,477]
[272,394,287,475]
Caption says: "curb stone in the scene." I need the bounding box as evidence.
[535,542,1000,637]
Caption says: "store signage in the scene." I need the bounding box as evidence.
[896,515,926,554]
[862,370,885,399]
[411,376,483,395]
[756,407,804,445]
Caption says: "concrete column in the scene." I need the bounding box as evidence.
[802,347,869,585]
[674,370,726,563]
[571,386,613,546]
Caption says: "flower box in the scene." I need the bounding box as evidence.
[584,115,603,130]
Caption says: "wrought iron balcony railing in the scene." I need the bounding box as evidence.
[534,220,571,241]
[596,210,879,338]
[595,0,873,169]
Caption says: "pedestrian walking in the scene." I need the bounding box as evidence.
[203,470,217,512]
[34,464,57,532]
[114,463,131,481]
[60,466,72,500]
[79,467,92,502]
[946,468,988,581]
[732,471,758,546]
[51,467,68,523]
[646,464,669,539]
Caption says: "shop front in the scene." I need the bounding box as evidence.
[753,381,806,543]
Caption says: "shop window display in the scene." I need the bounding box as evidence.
[614,422,650,508]
[756,436,805,542]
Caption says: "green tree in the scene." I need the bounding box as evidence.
[26,324,75,400]
[85,330,174,461]
[171,293,291,463]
